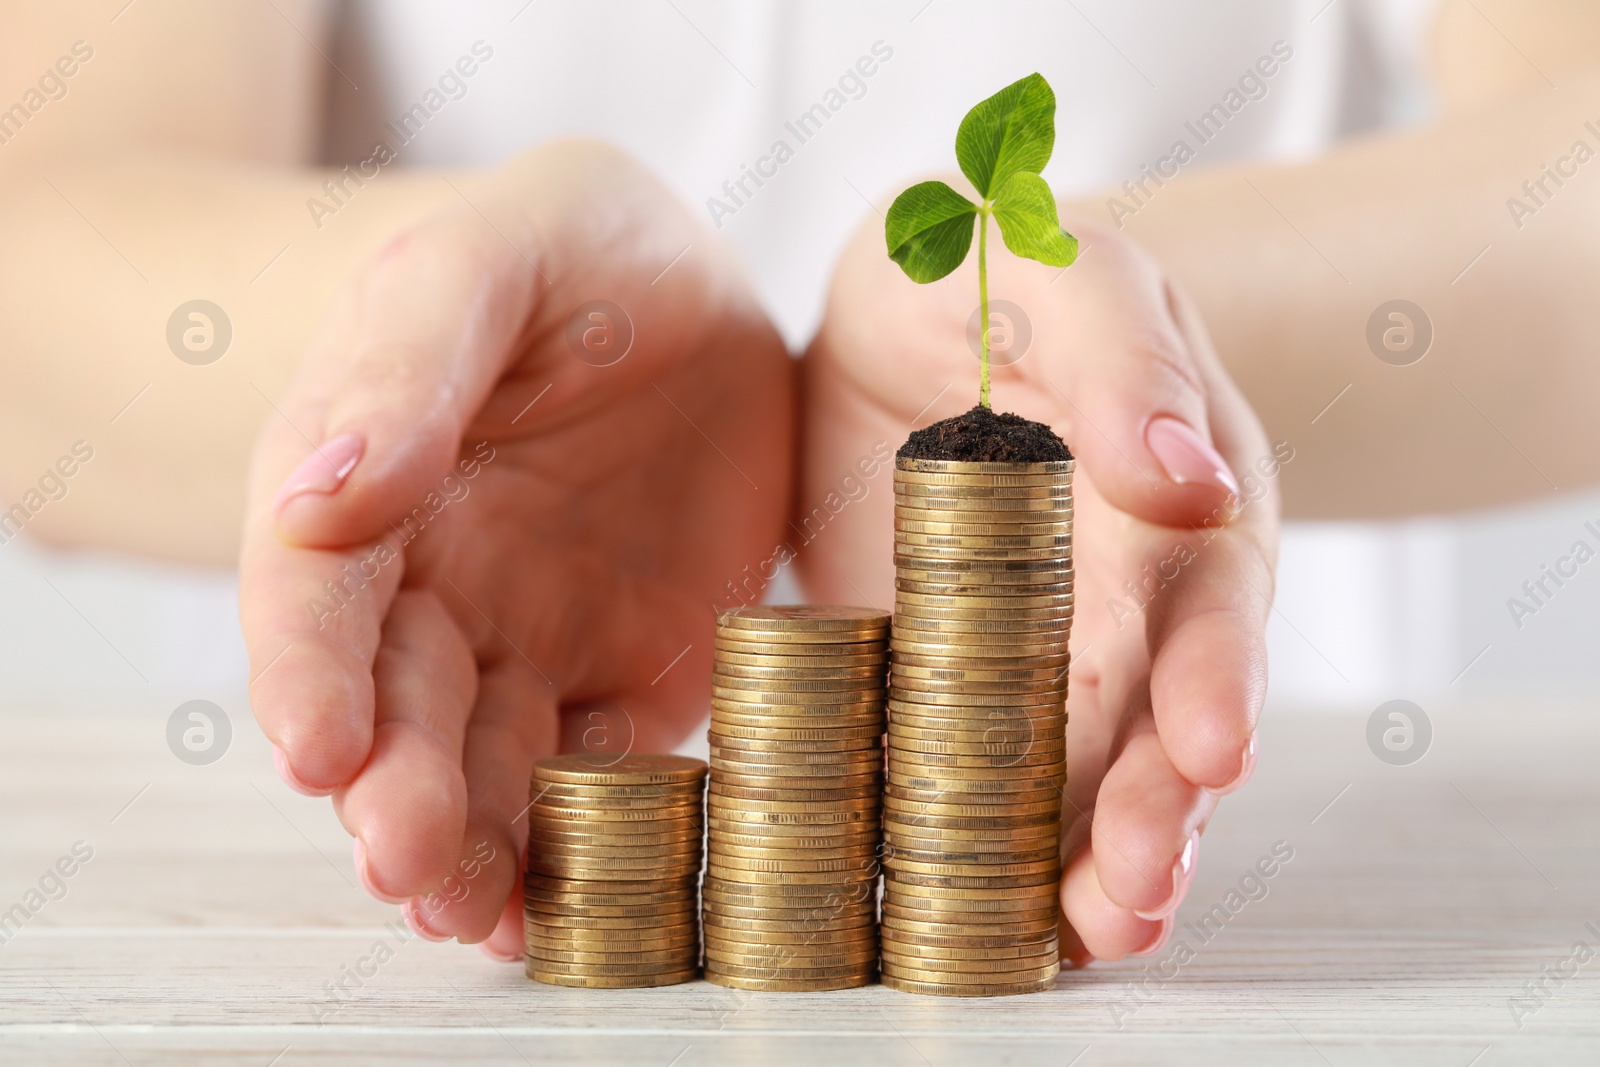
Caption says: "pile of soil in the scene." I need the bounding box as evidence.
[897,406,1072,463]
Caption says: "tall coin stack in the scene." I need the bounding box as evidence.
[524,754,707,988]
[883,456,1074,996]
[704,605,892,991]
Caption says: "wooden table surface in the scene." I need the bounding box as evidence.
[1,697,1596,1065]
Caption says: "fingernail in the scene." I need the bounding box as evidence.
[1146,417,1239,496]
[1134,830,1199,921]
[273,433,364,514]
[403,899,450,943]
[1217,731,1259,795]
[353,839,406,905]
[479,940,522,963]
[273,745,332,797]
[1132,915,1173,957]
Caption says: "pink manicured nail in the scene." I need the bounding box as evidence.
[1134,830,1199,921]
[273,745,332,797]
[1132,915,1173,957]
[1217,731,1259,795]
[353,840,406,904]
[403,899,450,943]
[273,433,364,513]
[1145,417,1239,496]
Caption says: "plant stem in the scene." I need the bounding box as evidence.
[977,205,991,410]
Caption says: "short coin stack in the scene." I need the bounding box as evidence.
[524,754,707,988]
[883,456,1074,996]
[704,605,891,991]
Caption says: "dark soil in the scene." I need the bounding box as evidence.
[898,406,1072,463]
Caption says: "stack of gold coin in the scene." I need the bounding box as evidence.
[704,605,891,991]
[523,754,707,988]
[883,456,1073,997]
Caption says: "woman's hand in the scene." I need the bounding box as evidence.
[799,208,1280,964]
[238,141,794,959]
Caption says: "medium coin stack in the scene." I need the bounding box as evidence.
[524,754,707,988]
[704,605,892,991]
[883,456,1074,997]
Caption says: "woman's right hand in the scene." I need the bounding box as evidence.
[238,141,795,960]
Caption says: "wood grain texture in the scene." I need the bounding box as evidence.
[2,697,1598,1065]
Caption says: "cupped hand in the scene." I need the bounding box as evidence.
[799,204,1279,965]
[239,141,793,959]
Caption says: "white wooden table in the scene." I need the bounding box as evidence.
[2,697,1596,1065]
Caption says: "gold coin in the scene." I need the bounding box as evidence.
[714,662,888,682]
[709,852,873,874]
[886,869,1061,892]
[528,967,699,989]
[711,768,881,789]
[703,944,879,970]
[528,824,702,845]
[708,788,879,809]
[704,970,874,992]
[532,754,706,787]
[715,638,887,657]
[524,870,695,891]
[527,807,703,828]
[890,683,1067,704]
[887,726,1064,750]
[885,841,1059,866]
[524,940,697,964]
[880,957,1060,985]
[711,704,884,726]
[525,919,699,939]
[888,740,1063,764]
[883,902,1056,927]
[896,577,1074,598]
[895,530,1072,549]
[699,958,877,981]
[896,457,1073,475]
[879,947,1057,975]
[522,885,697,907]
[702,876,875,903]
[879,973,1057,997]
[894,548,1073,569]
[718,605,890,633]
[879,915,1059,940]
[532,779,705,799]
[883,798,1061,823]
[712,672,888,692]
[888,740,1063,765]
[717,648,889,667]
[705,805,877,825]
[703,913,875,937]
[710,830,879,852]
[893,467,1069,485]
[895,479,1071,497]
[526,957,701,979]
[895,517,1073,537]
[880,935,1057,961]
[704,863,878,886]
[524,897,695,918]
[891,639,1069,661]
[712,686,886,705]
[528,839,702,860]
[702,899,876,923]
[891,621,1071,644]
[887,752,1061,776]
[712,743,883,765]
[709,721,885,743]
[884,879,1059,905]
[891,612,1073,634]
[893,605,1075,625]
[883,857,1056,883]
[885,819,1059,844]
[531,789,703,810]
[893,589,1076,608]
[710,733,881,753]
[527,855,702,877]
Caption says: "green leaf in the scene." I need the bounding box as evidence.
[884,180,979,283]
[955,73,1056,200]
[991,171,1078,267]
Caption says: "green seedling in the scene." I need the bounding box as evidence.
[885,73,1078,409]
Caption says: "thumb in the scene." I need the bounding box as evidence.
[255,204,544,548]
[1031,228,1240,528]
